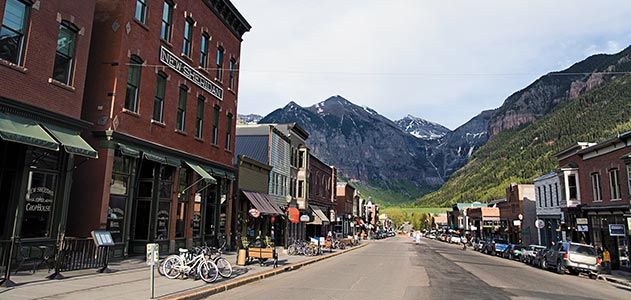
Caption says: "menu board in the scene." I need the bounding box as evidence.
[155,206,170,240]
[91,230,115,247]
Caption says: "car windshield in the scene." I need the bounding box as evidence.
[514,245,524,250]
[494,240,508,244]
[570,244,597,256]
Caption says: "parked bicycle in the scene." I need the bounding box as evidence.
[287,239,319,256]
[161,247,219,283]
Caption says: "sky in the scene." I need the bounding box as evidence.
[231,0,631,129]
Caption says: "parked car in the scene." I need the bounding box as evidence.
[428,234,436,239]
[521,245,546,264]
[502,244,524,260]
[532,248,550,268]
[542,242,600,274]
[450,235,462,244]
[483,239,509,255]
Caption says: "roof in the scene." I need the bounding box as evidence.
[242,191,284,216]
[577,131,631,156]
[534,172,557,182]
[454,202,486,210]
[555,142,596,160]
[234,135,269,164]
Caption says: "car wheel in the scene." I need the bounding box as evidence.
[541,260,547,269]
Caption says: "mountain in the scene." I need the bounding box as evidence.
[395,115,450,140]
[419,74,631,207]
[429,109,494,178]
[259,96,444,204]
[489,45,631,136]
[237,114,263,125]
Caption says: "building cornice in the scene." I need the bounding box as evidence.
[202,0,251,41]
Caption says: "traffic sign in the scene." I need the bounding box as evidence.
[146,243,159,265]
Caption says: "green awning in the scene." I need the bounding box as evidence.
[164,156,181,167]
[184,161,217,184]
[42,124,98,159]
[117,143,140,158]
[0,112,59,151]
[143,151,167,164]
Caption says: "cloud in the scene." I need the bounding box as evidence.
[232,0,631,129]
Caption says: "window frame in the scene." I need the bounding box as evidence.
[153,71,167,123]
[568,174,578,200]
[215,47,224,82]
[124,55,143,112]
[228,58,236,90]
[212,106,219,145]
[134,0,148,24]
[609,168,621,200]
[176,85,188,131]
[182,17,194,57]
[591,172,602,202]
[225,113,232,150]
[195,96,204,139]
[52,21,79,85]
[0,0,31,65]
[160,0,173,42]
[200,33,209,68]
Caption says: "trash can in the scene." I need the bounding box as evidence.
[237,249,247,266]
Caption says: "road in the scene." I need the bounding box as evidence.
[206,236,631,300]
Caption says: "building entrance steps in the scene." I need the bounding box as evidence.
[0,244,365,299]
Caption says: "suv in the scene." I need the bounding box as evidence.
[542,242,600,274]
[521,245,546,264]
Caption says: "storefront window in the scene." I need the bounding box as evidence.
[176,168,188,238]
[156,166,174,240]
[108,153,133,243]
[156,201,170,240]
[22,171,57,238]
[192,192,202,238]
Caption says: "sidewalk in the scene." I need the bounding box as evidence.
[597,270,631,289]
[0,245,365,299]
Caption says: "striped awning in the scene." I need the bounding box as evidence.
[242,191,285,216]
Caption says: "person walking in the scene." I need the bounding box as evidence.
[602,247,612,275]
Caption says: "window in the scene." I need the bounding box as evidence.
[0,0,30,65]
[195,96,204,138]
[225,113,232,150]
[537,186,542,208]
[568,174,577,200]
[52,22,78,85]
[229,59,236,89]
[153,72,167,122]
[549,184,554,207]
[176,86,187,131]
[212,106,219,145]
[591,173,602,201]
[627,165,631,199]
[215,47,223,81]
[555,183,559,206]
[22,171,57,238]
[125,56,143,112]
[182,18,193,57]
[609,169,621,200]
[176,168,188,238]
[543,186,547,207]
[160,0,173,42]
[200,33,209,68]
[298,180,304,198]
[109,153,133,242]
[298,150,305,168]
[134,0,147,24]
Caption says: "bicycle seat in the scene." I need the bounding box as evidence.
[178,248,188,253]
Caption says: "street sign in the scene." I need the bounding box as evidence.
[535,219,545,229]
[576,218,588,225]
[609,224,626,236]
[513,220,521,226]
[577,225,589,232]
[146,243,159,265]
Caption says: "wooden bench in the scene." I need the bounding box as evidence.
[246,247,278,268]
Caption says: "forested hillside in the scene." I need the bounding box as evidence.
[419,74,631,206]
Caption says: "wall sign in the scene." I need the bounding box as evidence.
[577,225,589,232]
[609,224,626,236]
[576,218,588,225]
[159,46,223,101]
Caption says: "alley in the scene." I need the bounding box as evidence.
[207,236,631,300]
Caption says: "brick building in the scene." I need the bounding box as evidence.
[70,0,250,256]
[307,153,335,237]
[336,182,355,236]
[498,184,536,245]
[0,0,97,253]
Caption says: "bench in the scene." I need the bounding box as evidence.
[247,247,278,268]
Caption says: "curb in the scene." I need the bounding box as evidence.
[159,243,368,300]
[597,274,631,289]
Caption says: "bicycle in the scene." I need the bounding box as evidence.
[161,247,219,283]
[205,239,233,278]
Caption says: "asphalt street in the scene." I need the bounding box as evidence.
[206,236,631,300]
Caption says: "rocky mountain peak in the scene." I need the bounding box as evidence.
[395,115,451,140]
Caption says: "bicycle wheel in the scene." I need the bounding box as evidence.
[198,260,219,283]
[287,245,297,256]
[214,257,233,278]
[162,256,183,279]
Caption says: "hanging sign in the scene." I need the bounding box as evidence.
[288,207,300,224]
[249,209,261,218]
[300,214,310,222]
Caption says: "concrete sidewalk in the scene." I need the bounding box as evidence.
[0,245,364,299]
[598,270,631,289]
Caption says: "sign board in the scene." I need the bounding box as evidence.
[577,225,589,232]
[249,208,261,218]
[513,220,521,226]
[159,46,223,100]
[300,214,310,222]
[146,243,159,265]
[576,218,588,225]
[535,219,545,229]
[91,230,115,247]
[609,224,626,236]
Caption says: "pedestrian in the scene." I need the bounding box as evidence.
[602,247,611,275]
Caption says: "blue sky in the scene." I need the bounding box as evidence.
[231,0,631,129]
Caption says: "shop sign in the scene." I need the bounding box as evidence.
[156,210,169,239]
[577,225,589,232]
[576,218,588,225]
[535,219,545,229]
[513,220,521,226]
[159,46,223,100]
[249,209,261,218]
[609,224,626,236]
[300,214,310,222]
[288,207,300,224]
[26,186,54,212]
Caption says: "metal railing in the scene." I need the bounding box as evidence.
[57,237,109,272]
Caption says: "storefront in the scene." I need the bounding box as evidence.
[237,191,285,247]
[0,109,97,263]
[586,207,630,271]
[537,215,562,247]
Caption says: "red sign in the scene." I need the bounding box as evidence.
[288,207,300,224]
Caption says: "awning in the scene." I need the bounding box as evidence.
[308,206,330,225]
[0,112,59,151]
[141,151,179,167]
[117,143,140,158]
[184,161,217,184]
[42,124,98,159]
[242,191,285,216]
